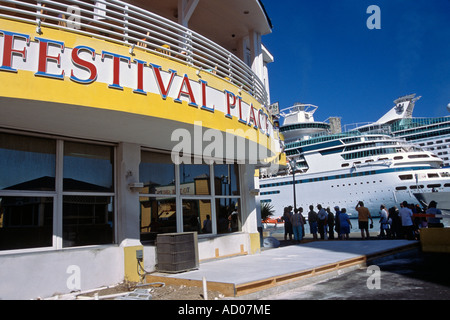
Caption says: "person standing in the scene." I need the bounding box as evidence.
[326,207,335,240]
[317,204,328,240]
[308,205,318,240]
[378,205,390,238]
[389,206,401,239]
[399,201,414,240]
[426,200,443,228]
[282,206,293,241]
[355,201,373,240]
[339,208,352,240]
[291,208,304,243]
[202,214,212,233]
[334,206,341,239]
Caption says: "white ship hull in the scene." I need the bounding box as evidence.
[261,167,450,217]
[261,96,450,219]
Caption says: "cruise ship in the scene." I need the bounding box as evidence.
[259,95,450,217]
[390,107,450,168]
[388,96,450,212]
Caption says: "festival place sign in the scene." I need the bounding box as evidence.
[0,29,272,137]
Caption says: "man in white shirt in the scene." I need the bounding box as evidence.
[379,204,390,238]
[398,201,414,240]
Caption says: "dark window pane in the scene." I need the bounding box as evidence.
[0,196,53,250]
[140,196,176,241]
[140,151,175,195]
[63,142,114,192]
[216,198,241,234]
[214,164,240,196]
[180,164,210,195]
[0,133,56,191]
[63,196,114,247]
[182,199,211,233]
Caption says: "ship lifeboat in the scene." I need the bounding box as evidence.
[262,216,284,228]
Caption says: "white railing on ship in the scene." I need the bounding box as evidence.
[0,0,269,105]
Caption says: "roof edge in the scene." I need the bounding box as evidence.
[258,0,273,30]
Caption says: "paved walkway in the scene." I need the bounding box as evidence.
[146,238,418,298]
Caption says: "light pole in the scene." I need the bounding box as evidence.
[289,159,297,209]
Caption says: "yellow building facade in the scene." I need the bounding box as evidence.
[0,0,279,299]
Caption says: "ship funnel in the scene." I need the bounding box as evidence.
[375,94,421,125]
[328,117,342,134]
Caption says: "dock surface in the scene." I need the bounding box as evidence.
[146,238,418,298]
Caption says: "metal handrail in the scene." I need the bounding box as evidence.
[0,0,269,105]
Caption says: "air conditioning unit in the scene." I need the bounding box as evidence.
[155,232,199,273]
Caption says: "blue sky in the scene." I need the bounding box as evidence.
[262,0,450,126]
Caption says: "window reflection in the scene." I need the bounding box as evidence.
[180,164,210,195]
[182,199,211,233]
[140,197,176,241]
[214,164,240,196]
[138,155,243,237]
[216,198,241,234]
[63,141,114,192]
[140,151,175,195]
[0,133,56,191]
[63,196,114,247]
[0,196,53,250]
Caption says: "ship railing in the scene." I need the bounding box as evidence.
[0,0,269,105]
[390,117,450,136]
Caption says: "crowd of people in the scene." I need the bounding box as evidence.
[280,200,444,242]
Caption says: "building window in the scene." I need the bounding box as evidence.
[0,196,53,250]
[214,164,241,233]
[0,133,56,251]
[139,151,242,240]
[63,195,114,247]
[62,141,115,247]
[63,141,114,192]
[0,132,116,252]
[183,199,212,233]
[214,164,240,196]
[180,163,211,195]
[140,151,175,195]
[139,151,176,241]
[215,198,241,234]
[139,196,176,241]
[0,133,56,191]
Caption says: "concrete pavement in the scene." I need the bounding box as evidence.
[260,249,450,300]
[146,237,418,298]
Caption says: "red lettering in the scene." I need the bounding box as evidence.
[0,30,30,72]
[149,63,176,99]
[35,37,65,80]
[70,45,97,84]
[101,51,131,90]
[237,96,247,124]
[248,104,258,129]
[224,90,236,119]
[200,80,214,112]
[133,59,146,95]
[175,74,197,107]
